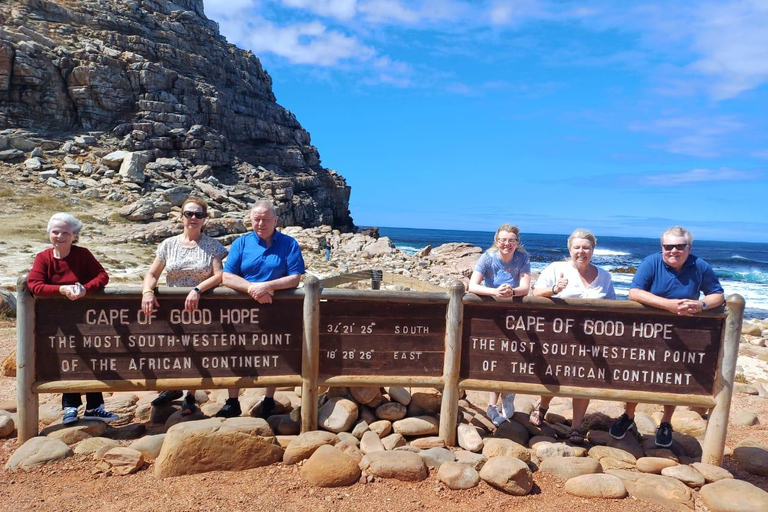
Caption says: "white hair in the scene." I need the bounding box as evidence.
[47,213,83,242]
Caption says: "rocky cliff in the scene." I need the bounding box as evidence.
[0,0,353,229]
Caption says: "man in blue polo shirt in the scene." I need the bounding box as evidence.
[216,200,305,418]
[610,226,724,447]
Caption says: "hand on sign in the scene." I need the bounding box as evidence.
[553,273,568,294]
[185,289,200,311]
[676,299,703,316]
[142,291,159,315]
[496,283,513,298]
[60,283,85,301]
[247,282,274,303]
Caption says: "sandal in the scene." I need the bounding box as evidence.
[567,429,585,444]
[529,406,548,427]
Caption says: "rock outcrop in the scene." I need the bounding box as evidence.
[0,0,353,229]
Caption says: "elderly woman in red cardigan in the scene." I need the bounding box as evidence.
[27,212,119,425]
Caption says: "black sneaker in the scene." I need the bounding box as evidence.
[82,405,119,422]
[609,413,635,439]
[259,397,275,419]
[215,398,242,418]
[151,390,183,406]
[655,422,674,447]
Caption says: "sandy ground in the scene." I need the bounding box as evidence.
[0,318,766,511]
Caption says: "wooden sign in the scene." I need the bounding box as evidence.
[319,300,446,376]
[35,296,303,381]
[461,303,724,395]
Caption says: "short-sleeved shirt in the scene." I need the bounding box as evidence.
[534,260,616,299]
[630,252,723,299]
[156,234,227,287]
[224,230,305,282]
[474,250,530,288]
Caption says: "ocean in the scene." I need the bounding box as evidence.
[376,226,768,321]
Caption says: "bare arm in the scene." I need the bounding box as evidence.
[628,288,724,316]
[184,255,224,311]
[141,257,165,314]
[223,272,301,304]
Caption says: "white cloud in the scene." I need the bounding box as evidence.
[686,0,768,99]
[643,168,758,186]
[246,20,375,66]
[280,0,358,20]
[630,116,743,158]
[358,0,471,25]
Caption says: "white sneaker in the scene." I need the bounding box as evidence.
[501,393,516,419]
[487,405,504,427]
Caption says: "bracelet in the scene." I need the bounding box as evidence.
[511,288,515,297]
[142,289,155,295]
[551,285,556,294]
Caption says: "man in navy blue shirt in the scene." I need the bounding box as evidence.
[216,200,305,418]
[610,226,724,447]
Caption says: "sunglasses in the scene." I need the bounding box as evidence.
[183,210,205,219]
[662,243,688,251]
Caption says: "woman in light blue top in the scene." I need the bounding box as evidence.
[468,224,531,426]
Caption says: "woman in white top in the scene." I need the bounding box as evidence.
[468,224,531,427]
[531,228,616,443]
[141,197,227,415]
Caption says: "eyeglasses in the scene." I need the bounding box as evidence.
[662,243,688,251]
[497,238,519,245]
[183,210,205,219]
[252,218,276,224]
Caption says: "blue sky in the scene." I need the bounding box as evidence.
[203,0,768,242]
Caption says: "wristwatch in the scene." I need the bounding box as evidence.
[701,301,706,310]
[193,287,202,294]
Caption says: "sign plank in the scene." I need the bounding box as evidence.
[35,296,303,380]
[461,303,724,395]
[319,300,446,376]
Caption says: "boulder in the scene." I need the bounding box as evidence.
[690,462,733,482]
[368,420,392,438]
[564,474,626,499]
[478,456,533,495]
[534,441,575,459]
[103,447,144,475]
[733,444,768,476]
[360,430,385,454]
[0,414,15,437]
[418,447,455,469]
[661,464,705,488]
[386,386,411,405]
[118,151,149,183]
[454,450,487,471]
[154,417,283,478]
[349,387,381,405]
[408,436,444,449]
[482,438,531,462]
[376,402,407,421]
[73,437,120,455]
[283,430,339,464]
[539,456,602,480]
[392,415,439,436]
[406,388,441,416]
[5,436,72,471]
[299,445,361,487]
[636,456,679,473]
[381,433,406,451]
[437,461,480,490]
[699,478,768,512]
[732,411,759,426]
[318,397,358,433]
[457,424,484,453]
[609,470,694,511]
[128,434,166,461]
[41,420,107,445]
[360,451,429,481]
[494,418,529,446]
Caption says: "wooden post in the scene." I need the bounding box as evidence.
[439,280,464,446]
[301,276,320,432]
[16,274,38,442]
[702,294,744,465]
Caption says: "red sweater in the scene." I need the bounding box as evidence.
[27,246,109,297]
